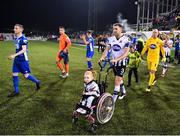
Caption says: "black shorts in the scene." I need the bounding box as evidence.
[113,66,126,77]
[59,51,69,64]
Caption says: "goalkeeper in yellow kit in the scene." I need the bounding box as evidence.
[141,29,166,92]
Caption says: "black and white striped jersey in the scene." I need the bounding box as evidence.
[107,35,130,66]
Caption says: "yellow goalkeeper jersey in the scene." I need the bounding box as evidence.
[141,37,165,63]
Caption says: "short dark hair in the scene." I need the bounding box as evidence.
[130,45,135,48]
[87,30,93,34]
[113,23,123,28]
[15,24,24,30]
[59,26,65,29]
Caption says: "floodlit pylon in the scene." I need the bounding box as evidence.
[135,0,179,30]
[88,0,97,31]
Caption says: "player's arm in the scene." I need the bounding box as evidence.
[81,34,90,45]
[64,36,71,52]
[82,38,90,45]
[160,40,166,62]
[141,42,148,56]
[8,45,26,60]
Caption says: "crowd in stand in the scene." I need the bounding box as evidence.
[153,8,180,30]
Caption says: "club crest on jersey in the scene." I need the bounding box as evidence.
[14,39,20,49]
[112,44,121,51]
[15,44,19,49]
[150,44,157,49]
[23,39,28,44]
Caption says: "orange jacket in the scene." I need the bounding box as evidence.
[59,34,71,51]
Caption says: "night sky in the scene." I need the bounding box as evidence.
[0,0,137,32]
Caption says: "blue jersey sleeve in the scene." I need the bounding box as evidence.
[21,37,28,45]
[88,38,93,44]
[15,36,29,61]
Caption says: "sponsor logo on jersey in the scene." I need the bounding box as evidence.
[112,44,121,51]
[150,44,157,49]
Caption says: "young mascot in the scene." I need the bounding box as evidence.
[72,70,100,131]
[127,45,141,87]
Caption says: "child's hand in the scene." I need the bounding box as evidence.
[84,92,91,96]
[84,92,89,95]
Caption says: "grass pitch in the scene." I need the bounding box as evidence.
[0,41,180,135]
